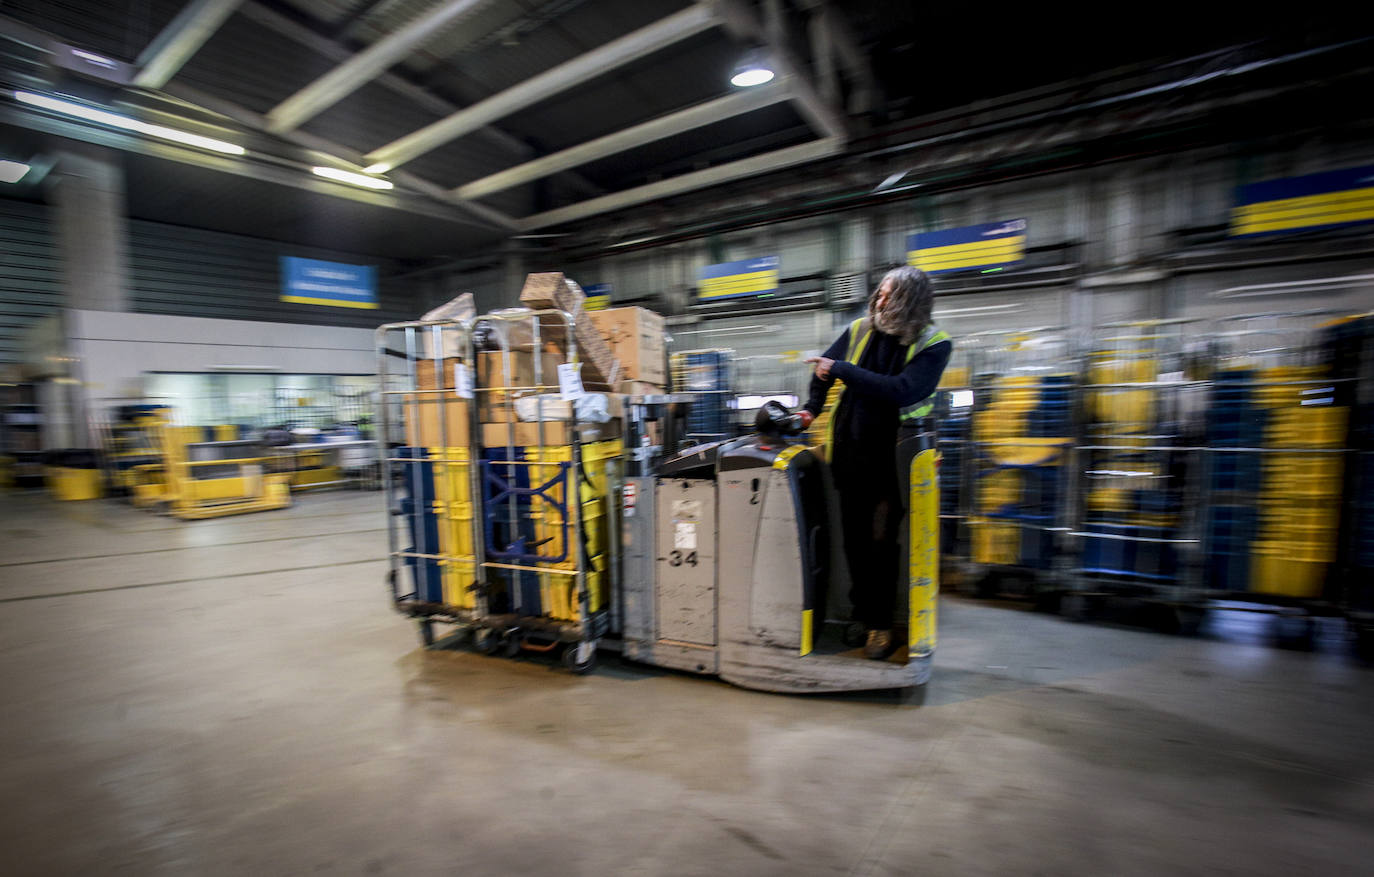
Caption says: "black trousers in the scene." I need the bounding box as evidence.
[834,457,904,630]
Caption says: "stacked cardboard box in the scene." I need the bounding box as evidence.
[587,307,666,387]
[518,273,621,390]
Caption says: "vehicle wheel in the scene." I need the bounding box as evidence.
[502,633,522,658]
[418,620,435,647]
[473,628,500,655]
[562,641,597,674]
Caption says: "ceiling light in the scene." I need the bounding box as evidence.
[362,163,391,174]
[312,166,394,190]
[730,50,775,87]
[13,90,245,155]
[0,160,31,183]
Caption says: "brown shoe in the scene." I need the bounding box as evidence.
[864,629,893,660]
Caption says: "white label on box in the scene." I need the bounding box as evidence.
[673,521,697,550]
[453,362,474,399]
[557,362,585,401]
[671,499,701,520]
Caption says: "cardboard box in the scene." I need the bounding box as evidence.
[414,357,464,390]
[518,272,622,388]
[587,307,666,385]
[619,380,667,396]
[475,350,560,390]
[402,393,470,448]
[481,418,622,448]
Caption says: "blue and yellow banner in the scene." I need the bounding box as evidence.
[699,255,780,300]
[281,256,378,309]
[907,220,1026,275]
[583,283,612,311]
[1231,165,1374,237]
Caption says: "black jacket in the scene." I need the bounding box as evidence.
[805,325,951,475]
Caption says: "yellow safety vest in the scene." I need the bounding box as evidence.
[819,319,951,458]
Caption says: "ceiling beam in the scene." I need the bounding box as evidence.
[517,137,841,230]
[133,0,245,88]
[161,82,518,231]
[363,3,719,172]
[455,80,791,200]
[265,0,493,134]
[0,101,494,230]
[714,0,847,142]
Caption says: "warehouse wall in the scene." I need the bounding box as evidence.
[0,198,61,364]
[68,309,376,413]
[127,218,421,327]
[543,142,1374,339]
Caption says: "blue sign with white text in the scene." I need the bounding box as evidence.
[281,257,378,309]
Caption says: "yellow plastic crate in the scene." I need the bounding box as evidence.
[1249,549,1327,598]
[47,466,102,501]
[538,554,607,621]
[1267,407,1348,449]
[971,519,1020,566]
[441,559,478,609]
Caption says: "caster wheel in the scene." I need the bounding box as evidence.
[1273,614,1316,651]
[418,620,435,647]
[502,634,522,658]
[1060,593,1089,622]
[562,641,597,674]
[473,628,500,655]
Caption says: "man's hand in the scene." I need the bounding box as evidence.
[796,410,815,429]
[806,356,835,379]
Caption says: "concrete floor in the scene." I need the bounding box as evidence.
[2,491,1372,876]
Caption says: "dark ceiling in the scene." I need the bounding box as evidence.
[1,0,1371,263]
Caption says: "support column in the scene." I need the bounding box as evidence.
[51,144,131,313]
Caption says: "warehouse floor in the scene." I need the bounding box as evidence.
[2,492,1372,876]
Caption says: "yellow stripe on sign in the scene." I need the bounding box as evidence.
[1231,190,1374,235]
[910,234,1026,262]
[800,608,814,656]
[1232,186,1374,217]
[913,240,1024,266]
[773,444,807,470]
[700,269,779,298]
[912,249,1024,272]
[281,295,379,309]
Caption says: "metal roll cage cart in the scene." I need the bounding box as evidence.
[376,318,486,646]
[1196,310,1358,644]
[1064,318,1210,627]
[470,307,619,673]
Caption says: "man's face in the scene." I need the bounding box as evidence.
[874,279,895,314]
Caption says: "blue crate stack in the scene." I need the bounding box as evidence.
[1203,369,1264,589]
[674,351,733,440]
[396,447,443,604]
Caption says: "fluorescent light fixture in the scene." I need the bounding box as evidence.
[362,162,391,174]
[731,50,775,87]
[949,389,974,408]
[312,166,395,190]
[70,49,118,70]
[13,90,245,155]
[0,160,31,183]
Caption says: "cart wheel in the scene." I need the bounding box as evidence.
[1273,614,1316,651]
[1354,623,1374,663]
[842,622,866,648]
[473,628,500,655]
[418,620,435,647]
[1174,606,1206,637]
[563,641,597,674]
[502,633,522,658]
[1060,592,1089,622]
